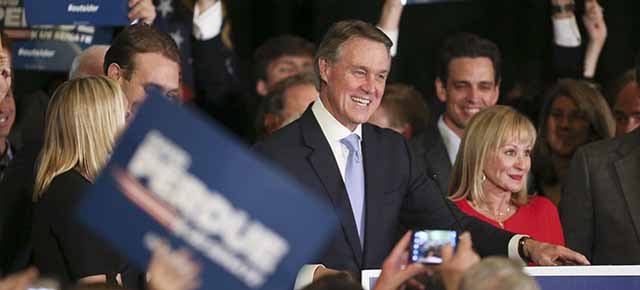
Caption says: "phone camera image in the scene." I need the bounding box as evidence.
[410,230,457,264]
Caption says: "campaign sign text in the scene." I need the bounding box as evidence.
[77,90,336,290]
[24,0,128,26]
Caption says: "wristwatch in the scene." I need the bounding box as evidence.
[518,236,533,263]
[552,1,575,14]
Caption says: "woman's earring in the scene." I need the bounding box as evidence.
[481,174,486,182]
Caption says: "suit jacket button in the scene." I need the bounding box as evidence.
[432,173,438,178]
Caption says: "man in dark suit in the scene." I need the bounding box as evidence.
[411,33,501,195]
[256,20,588,288]
[561,126,640,264]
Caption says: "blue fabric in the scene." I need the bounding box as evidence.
[341,133,365,248]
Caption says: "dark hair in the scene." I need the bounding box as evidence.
[379,83,430,136]
[255,72,316,137]
[436,32,501,85]
[103,23,181,79]
[253,34,315,82]
[265,72,316,117]
[301,272,362,290]
[605,69,636,107]
[533,78,615,184]
[314,20,392,90]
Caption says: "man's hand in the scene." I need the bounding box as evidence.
[438,232,480,290]
[312,267,348,281]
[129,0,156,24]
[583,0,606,46]
[525,239,590,266]
[147,239,202,290]
[373,231,431,290]
[0,268,38,290]
[196,0,218,15]
[378,0,404,32]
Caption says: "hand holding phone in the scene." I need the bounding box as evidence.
[410,230,457,264]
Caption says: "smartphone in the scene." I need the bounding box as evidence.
[28,277,59,290]
[410,230,457,264]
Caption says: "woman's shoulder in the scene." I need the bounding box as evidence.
[525,195,557,211]
[39,170,90,205]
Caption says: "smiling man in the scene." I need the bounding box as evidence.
[411,33,501,195]
[104,23,181,120]
[255,20,587,289]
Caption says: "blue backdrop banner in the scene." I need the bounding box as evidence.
[77,89,337,290]
[24,0,129,26]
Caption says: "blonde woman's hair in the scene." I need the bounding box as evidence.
[34,76,126,200]
[449,105,536,206]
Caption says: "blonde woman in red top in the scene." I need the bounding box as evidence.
[449,106,564,247]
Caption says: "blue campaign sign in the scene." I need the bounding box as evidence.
[76,89,337,290]
[10,27,112,71]
[24,0,129,26]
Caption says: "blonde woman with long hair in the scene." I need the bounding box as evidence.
[31,76,135,287]
[449,106,565,250]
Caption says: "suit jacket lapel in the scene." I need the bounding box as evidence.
[615,131,640,243]
[300,108,363,265]
[361,125,386,265]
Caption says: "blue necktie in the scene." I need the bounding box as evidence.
[341,134,365,248]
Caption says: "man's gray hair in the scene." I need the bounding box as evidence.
[459,257,540,290]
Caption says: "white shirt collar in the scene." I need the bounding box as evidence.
[312,97,362,142]
[437,115,461,165]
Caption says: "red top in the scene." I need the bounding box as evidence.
[454,196,565,246]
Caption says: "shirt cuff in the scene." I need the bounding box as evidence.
[378,27,399,57]
[508,234,529,265]
[552,16,581,47]
[294,264,324,290]
[193,1,223,40]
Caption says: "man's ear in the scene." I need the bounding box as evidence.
[435,77,447,103]
[318,58,331,84]
[494,79,501,100]
[256,79,268,97]
[107,63,123,81]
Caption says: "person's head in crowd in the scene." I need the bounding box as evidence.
[33,76,127,199]
[0,34,14,159]
[536,79,614,159]
[368,83,430,139]
[435,32,501,137]
[459,257,540,290]
[315,20,392,131]
[254,35,315,97]
[450,106,536,206]
[259,72,318,136]
[533,79,614,204]
[69,45,110,80]
[301,272,361,290]
[104,23,181,118]
[607,69,640,136]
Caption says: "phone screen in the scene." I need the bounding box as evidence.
[410,230,457,264]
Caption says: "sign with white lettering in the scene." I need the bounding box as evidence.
[24,0,128,26]
[0,0,113,71]
[77,88,337,290]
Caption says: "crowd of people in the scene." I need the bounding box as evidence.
[0,0,639,290]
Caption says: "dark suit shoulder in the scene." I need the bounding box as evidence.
[254,119,305,156]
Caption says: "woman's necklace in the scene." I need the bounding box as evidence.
[470,200,516,229]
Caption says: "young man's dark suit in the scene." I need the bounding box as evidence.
[410,122,451,196]
[561,128,640,264]
[255,105,513,278]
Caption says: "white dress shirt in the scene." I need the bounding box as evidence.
[437,115,461,165]
[192,1,223,40]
